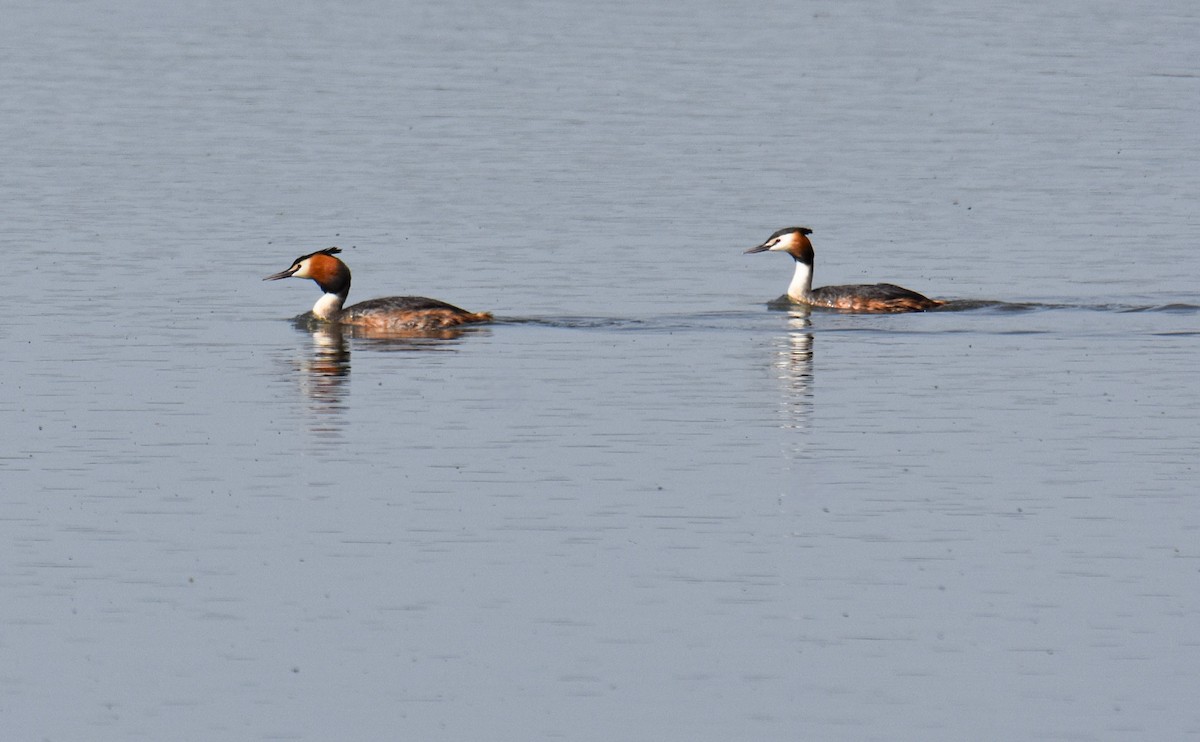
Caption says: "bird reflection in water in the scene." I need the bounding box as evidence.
[770,305,814,430]
[285,316,485,439]
[292,323,350,439]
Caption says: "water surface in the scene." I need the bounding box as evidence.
[2,1,1199,740]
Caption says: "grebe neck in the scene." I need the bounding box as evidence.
[310,264,351,321]
[313,290,347,320]
[787,258,814,301]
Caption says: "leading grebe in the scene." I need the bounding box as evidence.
[264,247,492,330]
[744,227,944,313]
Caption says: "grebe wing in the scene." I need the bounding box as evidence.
[868,283,936,301]
[812,283,933,302]
[345,296,473,314]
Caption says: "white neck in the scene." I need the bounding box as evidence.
[312,292,346,320]
[787,260,813,300]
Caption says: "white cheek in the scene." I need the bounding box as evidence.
[292,259,312,279]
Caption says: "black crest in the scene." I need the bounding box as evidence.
[770,226,812,240]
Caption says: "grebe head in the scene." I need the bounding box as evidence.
[264,247,353,321]
[263,247,351,295]
[744,227,814,264]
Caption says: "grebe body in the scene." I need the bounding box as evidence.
[264,247,491,331]
[745,227,943,313]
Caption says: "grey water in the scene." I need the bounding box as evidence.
[3,1,1199,740]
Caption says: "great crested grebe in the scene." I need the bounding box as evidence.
[745,226,944,313]
[264,247,491,330]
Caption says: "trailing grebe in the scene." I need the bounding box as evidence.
[745,227,944,313]
[264,247,492,330]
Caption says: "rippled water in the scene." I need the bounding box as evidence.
[3,1,1199,740]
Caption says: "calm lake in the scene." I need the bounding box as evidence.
[3,0,1199,740]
